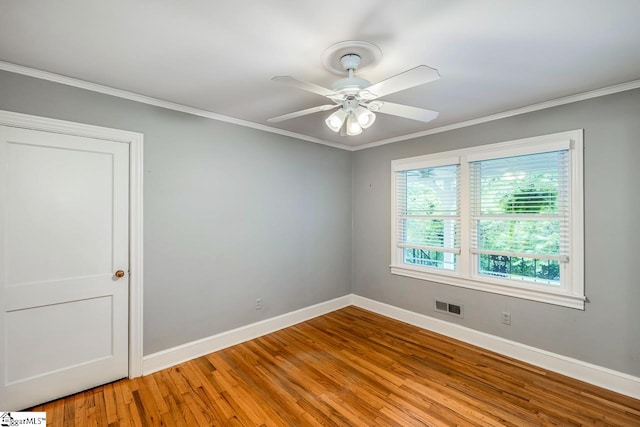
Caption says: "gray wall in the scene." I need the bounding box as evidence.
[352,88,640,376]
[0,70,352,355]
[2,69,638,377]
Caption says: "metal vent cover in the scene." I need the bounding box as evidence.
[434,300,464,318]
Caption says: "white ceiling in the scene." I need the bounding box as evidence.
[1,0,639,148]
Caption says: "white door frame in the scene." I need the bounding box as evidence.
[0,110,144,378]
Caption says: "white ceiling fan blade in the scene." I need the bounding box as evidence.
[361,65,440,99]
[372,101,439,122]
[267,104,338,123]
[272,76,339,98]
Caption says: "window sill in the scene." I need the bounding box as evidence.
[390,265,586,310]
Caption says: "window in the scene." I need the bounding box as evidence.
[391,130,584,309]
[396,161,460,270]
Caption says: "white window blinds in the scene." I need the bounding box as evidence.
[396,163,460,269]
[470,150,570,264]
[391,131,584,308]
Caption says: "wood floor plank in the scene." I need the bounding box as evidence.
[28,306,640,426]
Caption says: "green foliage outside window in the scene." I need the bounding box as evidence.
[476,156,563,285]
[402,166,457,270]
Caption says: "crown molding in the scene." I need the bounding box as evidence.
[0,61,352,151]
[2,61,639,153]
[351,79,640,151]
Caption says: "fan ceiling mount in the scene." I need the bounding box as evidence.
[321,40,383,75]
[268,41,440,136]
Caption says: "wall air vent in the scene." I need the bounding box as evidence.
[435,300,448,312]
[434,300,464,318]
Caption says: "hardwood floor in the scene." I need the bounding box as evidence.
[32,306,640,426]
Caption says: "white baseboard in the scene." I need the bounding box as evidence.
[142,295,352,375]
[351,295,640,400]
[142,293,639,400]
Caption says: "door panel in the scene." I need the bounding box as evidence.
[0,126,129,410]
[5,296,114,384]
[6,141,114,284]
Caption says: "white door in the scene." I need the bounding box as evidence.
[0,125,129,410]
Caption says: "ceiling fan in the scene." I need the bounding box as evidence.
[267,41,440,136]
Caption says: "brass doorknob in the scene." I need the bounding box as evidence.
[115,270,125,278]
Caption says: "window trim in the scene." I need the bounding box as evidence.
[393,156,461,270]
[390,130,585,309]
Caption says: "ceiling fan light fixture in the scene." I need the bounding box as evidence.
[346,113,363,136]
[325,109,348,132]
[270,41,441,138]
[354,106,376,129]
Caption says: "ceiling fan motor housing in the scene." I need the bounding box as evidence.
[331,77,371,95]
[330,54,372,95]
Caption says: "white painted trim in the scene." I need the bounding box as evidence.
[0,61,351,152]
[142,295,352,375]
[142,292,639,399]
[351,295,640,399]
[390,130,585,309]
[389,266,586,309]
[352,79,640,151]
[0,110,145,378]
[128,133,144,378]
[2,61,639,152]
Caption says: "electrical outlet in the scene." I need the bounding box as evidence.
[256,298,263,310]
[501,311,511,325]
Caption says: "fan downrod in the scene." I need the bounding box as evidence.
[331,54,372,95]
